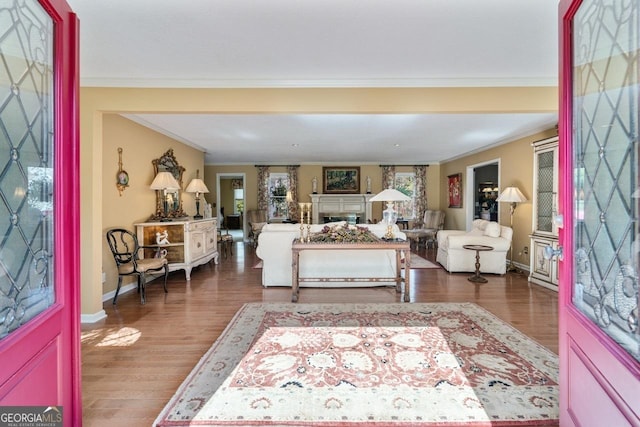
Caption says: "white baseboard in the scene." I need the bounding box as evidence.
[81,310,107,324]
[84,274,165,322]
[510,261,530,274]
[101,282,138,303]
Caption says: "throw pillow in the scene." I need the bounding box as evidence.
[467,228,484,236]
[472,219,488,230]
[484,222,501,237]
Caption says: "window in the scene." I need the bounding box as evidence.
[394,172,416,219]
[268,173,290,220]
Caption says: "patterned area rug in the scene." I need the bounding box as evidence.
[402,254,440,269]
[154,303,559,426]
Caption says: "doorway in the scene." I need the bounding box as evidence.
[465,159,500,230]
[474,164,499,221]
[216,173,246,242]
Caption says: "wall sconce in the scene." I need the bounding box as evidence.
[185,169,210,219]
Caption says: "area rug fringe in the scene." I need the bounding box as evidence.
[154,302,558,426]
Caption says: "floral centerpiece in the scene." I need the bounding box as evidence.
[309,223,379,243]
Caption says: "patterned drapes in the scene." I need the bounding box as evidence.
[287,165,299,220]
[414,165,428,221]
[256,166,270,211]
[381,165,395,189]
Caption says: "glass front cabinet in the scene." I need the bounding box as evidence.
[529,136,559,290]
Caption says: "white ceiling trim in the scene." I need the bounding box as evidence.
[81,76,557,89]
[441,122,557,164]
[122,114,207,153]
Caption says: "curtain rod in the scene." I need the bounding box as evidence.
[378,164,430,167]
[254,165,300,167]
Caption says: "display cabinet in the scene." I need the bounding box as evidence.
[135,218,218,280]
[529,136,559,290]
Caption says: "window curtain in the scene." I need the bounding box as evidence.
[413,165,428,221]
[256,166,270,211]
[381,165,395,189]
[287,165,299,221]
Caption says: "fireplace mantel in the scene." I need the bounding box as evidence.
[310,194,374,224]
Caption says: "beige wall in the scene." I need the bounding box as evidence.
[102,114,205,296]
[439,128,558,269]
[204,164,442,224]
[80,86,556,318]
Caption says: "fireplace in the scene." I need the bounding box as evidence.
[321,213,362,224]
[310,194,374,224]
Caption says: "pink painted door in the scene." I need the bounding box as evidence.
[559,0,640,425]
[0,0,80,425]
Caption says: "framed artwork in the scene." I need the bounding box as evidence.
[323,166,360,194]
[448,173,462,208]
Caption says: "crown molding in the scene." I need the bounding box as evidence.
[80,76,558,89]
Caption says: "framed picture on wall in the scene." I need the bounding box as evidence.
[323,167,360,194]
[448,173,462,208]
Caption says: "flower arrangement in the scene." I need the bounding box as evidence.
[309,223,379,243]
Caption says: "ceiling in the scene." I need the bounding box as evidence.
[67,0,559,165]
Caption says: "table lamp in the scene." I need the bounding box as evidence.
[369,188,411,239]
[185,170,210,219]
[150,171,181,220]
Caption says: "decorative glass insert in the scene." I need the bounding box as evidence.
[572,0,639,361]
[0,1,55,339]
[536,150,555,232]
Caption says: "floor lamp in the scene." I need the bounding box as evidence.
[496,186,527,272]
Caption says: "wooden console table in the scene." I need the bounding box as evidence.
[291,239,411,302]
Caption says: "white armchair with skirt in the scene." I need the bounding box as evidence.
[436,219,512,274]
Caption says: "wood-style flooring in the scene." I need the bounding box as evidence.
[81,242,558,426]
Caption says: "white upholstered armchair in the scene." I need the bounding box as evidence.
[436,219,512,274]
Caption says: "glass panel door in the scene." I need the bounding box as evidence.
[572,0,639,361]
[0,0,55,339]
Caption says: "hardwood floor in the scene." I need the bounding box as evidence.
[81,243,559,426]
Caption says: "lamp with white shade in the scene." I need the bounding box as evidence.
[150,171,181,221]
[496,186,527,272]
[369,188,411,239]
[185,170,210,219]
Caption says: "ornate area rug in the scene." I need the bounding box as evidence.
[154,303,558,426]
[401,254,440,269]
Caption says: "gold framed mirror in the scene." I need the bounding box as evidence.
[150,149,187,221]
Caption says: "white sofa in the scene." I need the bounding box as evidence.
[436,219,512,274]
[256,222,406,287]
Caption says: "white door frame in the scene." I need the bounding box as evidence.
[216,172,247,239]
[465,158,500,230]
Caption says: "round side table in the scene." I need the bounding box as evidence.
[462,244,494,283]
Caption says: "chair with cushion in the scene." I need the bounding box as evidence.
[404,210,445,249]
[106,228,169,305]
[217,217,234,258]
[247,209,268,248]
